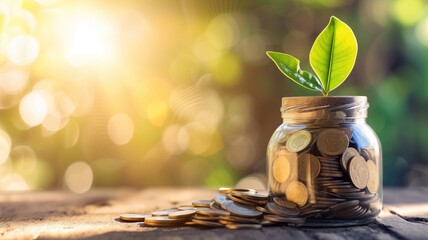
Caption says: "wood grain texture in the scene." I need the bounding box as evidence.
[1,188,427,240]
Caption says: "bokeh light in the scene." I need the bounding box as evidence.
[0,129,11,165]
[108,113,134,145]
[0,67,28,95]
[6,35,39,65]
[19,91,48,127]
[65,161,93,194]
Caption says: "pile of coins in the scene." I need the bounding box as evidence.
[268,127,381,223]
[118,127,381,227]
[119,187,311,229]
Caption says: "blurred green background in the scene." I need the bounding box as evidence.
[0,0,427,192]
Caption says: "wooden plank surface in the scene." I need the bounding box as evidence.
[1,188,427,240]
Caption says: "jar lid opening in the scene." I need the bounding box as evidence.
[281,96,368,120]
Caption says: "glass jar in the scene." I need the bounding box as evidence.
[267,96,382,226]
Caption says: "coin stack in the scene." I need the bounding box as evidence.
[268,127,381,222]
[119,187,313,228]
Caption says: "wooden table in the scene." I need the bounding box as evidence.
[1,188,428,240]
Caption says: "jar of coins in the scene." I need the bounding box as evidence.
[267,96,382,226]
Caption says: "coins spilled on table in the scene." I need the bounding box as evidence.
[119,127,381,229]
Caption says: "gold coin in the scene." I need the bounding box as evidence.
[177,206,196,211]
[272,197,297,209]
[227,193,258,206]
[298,153,321,181]
[286,130,312,152]
[349,156,369,189]
[218,187,256,194]
[219,215,260,224]
[265,202,300,216]
[192,200,211,207]
[230,191,268,201]
[285,181,308,207]
[151,209,178,216]
[144,216,187,227]
[193,215,221,221]
[272,155,291,183]
[168,210,196,219]
[317,128,349,156]
[119,213,149,222]
[196,208,230,217]
[342,128,353,140]
[366,160,379,194]
[341,148,359,172]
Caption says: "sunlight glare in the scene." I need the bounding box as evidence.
[19,91,48,127]
[65,17,115,67]
[65,161,93,194]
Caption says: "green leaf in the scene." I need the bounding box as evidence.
[309,16,358,95]
[266,51,324,92]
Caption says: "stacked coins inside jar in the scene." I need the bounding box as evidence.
[267,96,382,226]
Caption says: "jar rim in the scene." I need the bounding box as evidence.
[281,96,368,121]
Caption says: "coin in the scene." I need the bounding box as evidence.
[192,200,211,207]
[270,181,288,197]
[360,194,379,206]
[210,202,223,210]
[273,197,297,209]
[366,160,379,194]
[193,215,221,221]
[341,147,360,172]
[212,194,229,206]
[298,153,321,181]
[360,148,374,161]
[218,187,256,194]
[331,205,361,219]
[144,216,187,227]
[168,210,196,219]
[255,205,272,214]
[177,206,196,211]
[119,214,149,222]
[272,155,291,183]
[196,208,230,217]
[318,171,344,178]
[192,219,224,228]
[342,128,353,140]
[222,201,263,218]
[230,191,268,201]
[227,193,259,206]
[299,208,324,217]
[220,215,260,224]
[265,202,300,216]
[349,156,369,189]
[151,209,178,216]
[320,162,341,169]
[329,187,362,193]
[286,130,312,152]
[317,128,349,156]
[285,181,308,207]
[225,223,262,229]
[329,200,360,213]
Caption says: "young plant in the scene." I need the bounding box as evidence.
[267,16,358,96]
